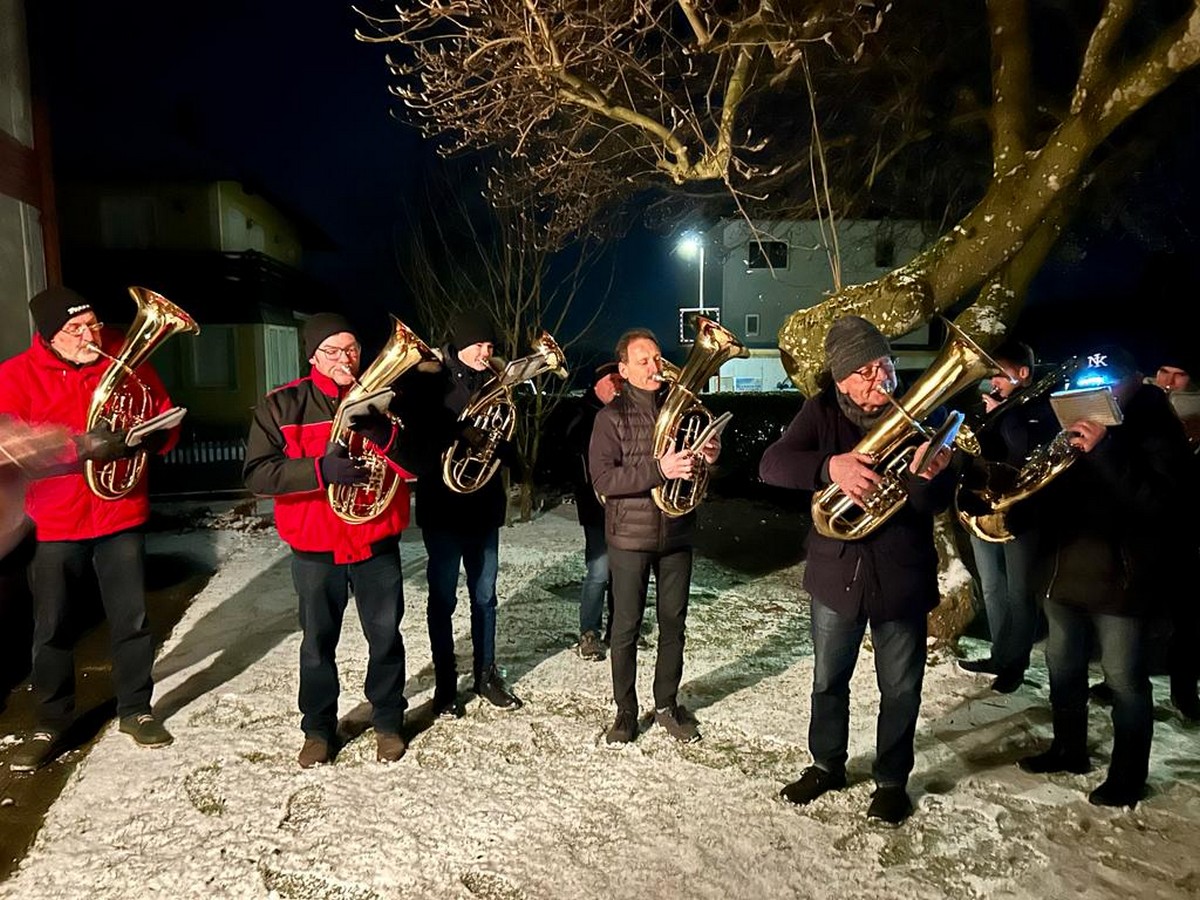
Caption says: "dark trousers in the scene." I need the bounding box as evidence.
[1044,600,1152,787]
[970,529,1040,674]
[292,548,407,740]
[608,545,692,714]
[423,526,499,694]
[29,530,154,728]
[0,528,36,692]
[809,600,927,788]
[1168,593,1199,701]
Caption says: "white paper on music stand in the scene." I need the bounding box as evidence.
[126,407,187,447]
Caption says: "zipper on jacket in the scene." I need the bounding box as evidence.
[1043,547,1061,602]
[847,553,861,592]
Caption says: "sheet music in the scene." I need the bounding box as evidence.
[126,407,187,447]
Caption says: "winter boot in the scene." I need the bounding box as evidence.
[1018,709,1090,775]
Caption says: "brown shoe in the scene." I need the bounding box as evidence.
[297,736,332,768]
[375,731,407,763]
[654,704,701,743]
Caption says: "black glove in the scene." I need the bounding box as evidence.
[76,422,134,464]
[138,429,172,455]
[319,447,369,486]
[349,410,395,447]
[460,424,490,451]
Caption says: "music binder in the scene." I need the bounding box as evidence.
[125,407,187,447]
[1049,386,1123,429]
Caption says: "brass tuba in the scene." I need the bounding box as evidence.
[651,315,748,517]
[956,358,1082,542]
[442,330,568,494]
[85,286,199,499]
[811,319,1003,541]
[328,316,438,524]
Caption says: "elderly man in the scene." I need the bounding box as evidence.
[589,328,718,745]
[0,287,180,772]
[759,315,956,825]
[245,312,412,767]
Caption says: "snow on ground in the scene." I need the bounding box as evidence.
[3,504,1199,899]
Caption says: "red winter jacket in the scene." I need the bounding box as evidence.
[243,367,412,563]
[0,331,178,541]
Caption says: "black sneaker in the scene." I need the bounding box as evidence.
[654,704,700,742]
[432,692,465,720]
[1171,691,1200,722]
[474,666,523,710]
[10,731,61,773]
[1089,682,1115,705]
[867,786,914,825]
[606,709,637,744]
[991,668,1026,694]
[118,713,173,748]
[1017,745,1091,775]
[956,657,997,675]
[780,765,847,805]
[577,631,605,661]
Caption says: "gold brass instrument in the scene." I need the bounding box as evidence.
[651,315,749,517]
[956,358,1081,543]
[84,286,199,499]
[328,316,438,524]
[441,330,568,494]
[811,319,1004,541]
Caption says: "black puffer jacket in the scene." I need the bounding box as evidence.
[758,384,955,623]
[1032,382,1196,616]
[564,389,606,528]
[588,383,695,552]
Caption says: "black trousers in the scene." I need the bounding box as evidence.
[608,545,693,715]
[29,530,154,728]
[0,528,36,692]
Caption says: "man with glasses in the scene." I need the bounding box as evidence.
[0,287,180,772]
[760,315,956,825]
[245,312,412,767]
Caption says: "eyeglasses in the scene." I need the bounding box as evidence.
[60,321,104,338]
[315,343,361,361]
[849,358,895,382]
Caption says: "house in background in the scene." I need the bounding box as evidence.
[678,218,935,391]
[56,178,338,494]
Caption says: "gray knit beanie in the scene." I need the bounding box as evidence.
[825,316,891,382]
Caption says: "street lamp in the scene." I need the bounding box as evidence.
[677,233,705,309]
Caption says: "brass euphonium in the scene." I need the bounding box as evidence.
[85,286,200,499]
[441,330,568,494]
[651,315,748,517]
[328,316,438,524]
[956,358,1082,543]
[811,319,1003,541]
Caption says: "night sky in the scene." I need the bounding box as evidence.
[25,2,1200,374]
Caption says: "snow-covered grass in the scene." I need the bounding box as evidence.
[3,505,1198,899]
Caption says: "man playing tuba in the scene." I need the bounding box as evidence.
[244,313,413,768]
[759,315,955,825]
[0,287,181,772]
[588,328,720,745]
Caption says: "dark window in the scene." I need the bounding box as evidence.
[745,313,760,337]
[746,240,788,270]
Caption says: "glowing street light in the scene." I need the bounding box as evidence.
[676,233,705,309]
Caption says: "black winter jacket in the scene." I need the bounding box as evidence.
[412,344,508,533]
[588,383,695,553]
[759,385,955,623]
[1033,383,1196,616]
[564,389,606,528]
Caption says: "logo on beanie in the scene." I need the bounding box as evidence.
[67,304,91,315]
[1086,352,1108,368]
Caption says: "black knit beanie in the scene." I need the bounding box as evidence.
[303,313,356,358]
[29,286,93,342]
[825,315,891,382]
[449,310,497,349]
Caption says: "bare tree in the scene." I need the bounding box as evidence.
[397,164,612,521]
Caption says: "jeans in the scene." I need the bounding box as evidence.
[608,546,692,714]
[1044,600,1152,785]
[579,523,610,636]
[29,530,154,728]
[424,527,499,693]
[970,529,1039,673]
[809,600,927,787]
[292,548,407,740]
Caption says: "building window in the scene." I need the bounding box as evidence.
[745,313,760,337]
[191,326,238,388]
[875,234,895,268]
[678,307,722,344]
[265,324,300,389]
[99,196,158,249]
[746,240,788,270]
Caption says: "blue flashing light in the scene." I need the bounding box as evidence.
[1073,370,1116,388]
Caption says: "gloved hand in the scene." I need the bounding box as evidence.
[349,409,395,447]
[76,422,134,463]
[460,424,490,451]
[138,429,172,455]
[319,446,369,486]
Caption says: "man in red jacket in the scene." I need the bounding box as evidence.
[0,287,180,772]
[244,313,413,768]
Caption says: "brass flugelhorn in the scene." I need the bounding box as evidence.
[84,287,199,499]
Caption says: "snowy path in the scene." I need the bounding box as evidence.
[2,509,1198,899]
